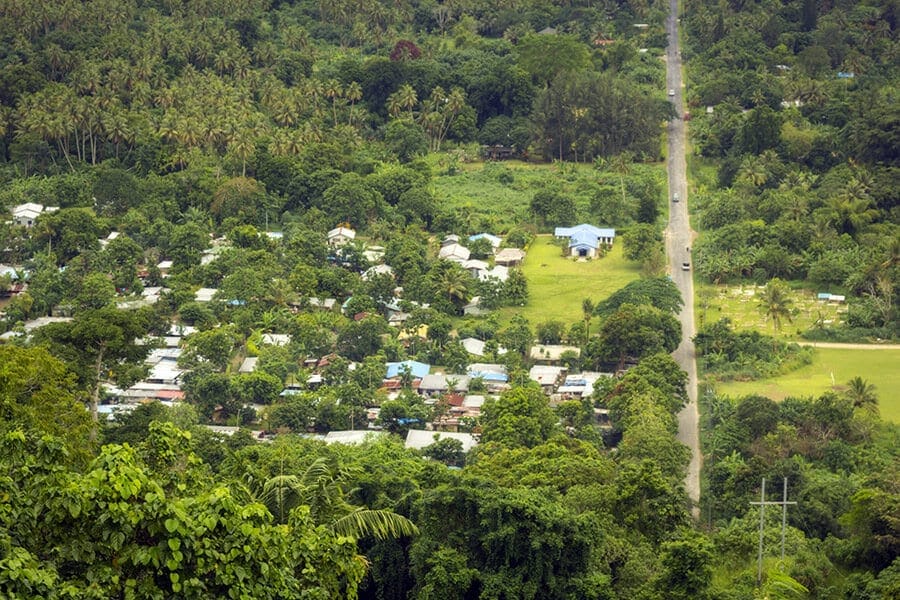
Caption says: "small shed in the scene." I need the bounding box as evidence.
[463,296,489,316]
[494,248,526,267]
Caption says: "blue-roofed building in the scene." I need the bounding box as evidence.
[468,233,502,250]
[554,224,615,258]
[467,363,508,383]
[385,360,431,379]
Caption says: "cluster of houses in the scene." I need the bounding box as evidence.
[279,352,614,452]
[5,220,610,456]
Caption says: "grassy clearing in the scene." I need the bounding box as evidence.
[712,348,900,422]
[495,235,642,327]
[431,159,592,231]
[695,282,846,342]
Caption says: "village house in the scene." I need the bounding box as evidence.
[405,429,478,453]
[10,203,58,227]
[556,372,614,400]
[418,374,471,398]
[468,233,502,251]
[530,344,581,365]
[554,224,616,258]
[438,242,470,263]
[466,363,509,390]
[156,260,174,277]
[494,248,526,267]
[460,337,507,358]
[529,365,568,393]
[238,357,258,374]
[463,296,489,316]
[194,287,217,302]
[261,333,291,346]
[324,431,386,445]
[385,360,431,380]
[327,225,356,247]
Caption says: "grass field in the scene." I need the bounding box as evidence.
[695,282,846,341]
[495,235,642,326]
[432,159,597,231]
[713,348,900,423]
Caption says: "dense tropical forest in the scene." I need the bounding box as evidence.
[0,0,897,599]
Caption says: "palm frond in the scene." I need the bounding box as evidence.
[332,508,419,540]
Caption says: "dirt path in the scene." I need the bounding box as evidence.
[665,0,701,520]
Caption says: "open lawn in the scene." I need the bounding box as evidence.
[712,348,900,423]
[495,234,642,326]
[695,282,846,341]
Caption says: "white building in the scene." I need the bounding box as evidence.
[11,203,58,227]
[327,226,356,247]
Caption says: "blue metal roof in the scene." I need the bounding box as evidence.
[555,224,616,240]
[569,230,599,249]
[385,360,431,379]
[467,370,508,382]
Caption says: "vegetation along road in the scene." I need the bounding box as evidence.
[665,0,701,518]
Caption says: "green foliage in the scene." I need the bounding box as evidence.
[621,223,663,263]
[695,318,814,382]
[422,437,466,468]
[656,529,714,600]
[595,276,683,316]
[479,384,560,449]
[0,428,367,599]
[0,345,93,464]
[591,302,681,371]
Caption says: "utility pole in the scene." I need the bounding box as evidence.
[750,477,797,586]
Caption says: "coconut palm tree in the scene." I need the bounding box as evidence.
[439,264,470,311]
[844,376,878,414]
[582,298,595,346]
[261,457,418,540]
[344,81,362,124]
[324,79,343,126]
[758,278,794,333]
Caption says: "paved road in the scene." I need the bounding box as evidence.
[665,0,701,519]
[795,342,900,350]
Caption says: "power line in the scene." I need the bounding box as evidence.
[749,477,797,586]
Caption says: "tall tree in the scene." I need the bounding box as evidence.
[757,278,794,333]
[31,307,152,434]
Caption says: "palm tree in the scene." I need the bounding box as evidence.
[880,237,900,270]
[582,298,594,347]
[324,79,343,126]
[439,264,470,310]
[737,154,770,188]
[345,81,362,125]
[603,151,633,206]
[758,278,794,333]
[844,377,878,414]
[397,83,418,118]
[260,457,418,540]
